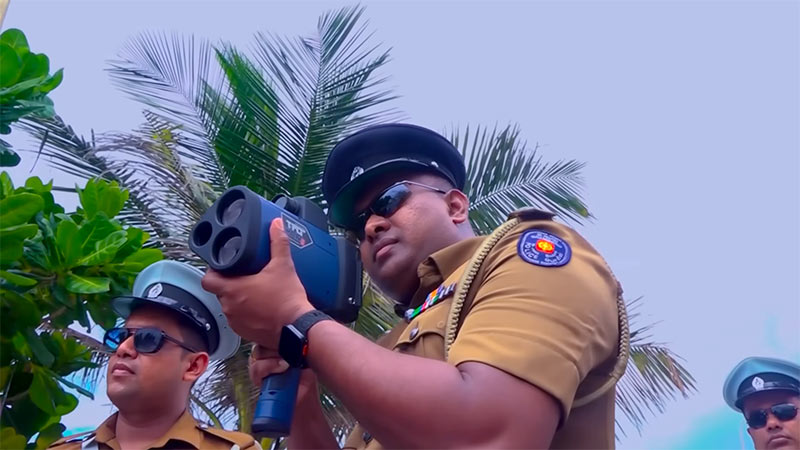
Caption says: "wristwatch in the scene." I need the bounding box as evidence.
[278,310,333,368]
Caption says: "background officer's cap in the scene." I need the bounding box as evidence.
[111,260,240,361]
[322,123,466,228]
[722,356,800,411]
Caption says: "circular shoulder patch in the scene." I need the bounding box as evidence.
[517,229,572,267]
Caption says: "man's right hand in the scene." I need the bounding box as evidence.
[248,344,318,403]
[249,344,339,448]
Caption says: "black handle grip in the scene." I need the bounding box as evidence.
[251,368,301,438]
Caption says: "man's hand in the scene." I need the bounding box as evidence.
[249,344,318,402]
[202,218,314,348]
[249,344,341,449]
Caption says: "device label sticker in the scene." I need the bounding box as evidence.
[281,213,313,249]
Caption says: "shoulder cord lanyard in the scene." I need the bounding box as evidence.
[443,217,631,407]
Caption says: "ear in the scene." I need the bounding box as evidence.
[183,352,210,383]
[444,189,470,225]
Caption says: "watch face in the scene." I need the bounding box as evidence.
[279,325,308,368]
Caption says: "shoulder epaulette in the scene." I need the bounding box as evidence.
[196,424,258,449]
[507,208,555,221]
[48,431,95,447]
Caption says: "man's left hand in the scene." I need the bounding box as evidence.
[201,218,314,348]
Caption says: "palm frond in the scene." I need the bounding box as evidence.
[106,31,224,183]
[188,10,407,430]
[16,117,100,180]
[17,116,173,241]
[319,384,356,446]
[353,276,400,340]
[104,111,219,239]
[17,113,219,264]
[192,345,256,429]
[615,297,697,436]
[190,393,223,428]
[450,124,592,234]
[199,45,283,196]
[252,4,402,202]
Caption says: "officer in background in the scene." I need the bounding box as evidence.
[50,261,259,450]
[723,356,800,450]
[204,124,624,448]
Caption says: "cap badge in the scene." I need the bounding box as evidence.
[350,166,364,181]
[752,376,765,390]
[146,283,163,298]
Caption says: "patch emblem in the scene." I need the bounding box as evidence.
[517,229,571,267]
[146,283,163,298]
[350,166,364,180]
[281,213,313,249]
[752,376,765,390]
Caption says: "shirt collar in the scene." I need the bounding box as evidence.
[94,413,118,447]
[410,236,486,308]
[95,410,203,449]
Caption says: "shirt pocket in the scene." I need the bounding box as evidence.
[392,301,450,360]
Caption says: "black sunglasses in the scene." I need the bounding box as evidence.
[103,327,198,354]
[347,181,447,240]
[746,403,798,429]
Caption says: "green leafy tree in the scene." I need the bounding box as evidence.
[0,173,162,448]
[0,28,63,167]
[19,4,695,443]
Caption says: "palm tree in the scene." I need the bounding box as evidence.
[19,4,694,442]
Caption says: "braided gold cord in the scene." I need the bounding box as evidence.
[573,290,630,407]
[444,219,631,407]
[445,217,521,359]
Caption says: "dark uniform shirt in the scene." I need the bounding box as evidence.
[344,214,621,449]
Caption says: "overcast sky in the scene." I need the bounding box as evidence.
[4,1,799,448]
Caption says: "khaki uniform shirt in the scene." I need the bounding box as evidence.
[344,212,621,449]
[48,410,260,450]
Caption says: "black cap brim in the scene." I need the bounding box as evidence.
[322,124,466,228]
[735,373,800,409]
[328,158,449,228]
[111,294,219,354]
[735,386,800,409]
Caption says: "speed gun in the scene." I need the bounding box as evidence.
[188,186,362,437]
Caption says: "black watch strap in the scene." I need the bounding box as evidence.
[279,310,333,368]
[292,310,333,336]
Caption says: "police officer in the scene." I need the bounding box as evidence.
[202,124,623,448]
[723,356,800,450]
[50,261,259,450]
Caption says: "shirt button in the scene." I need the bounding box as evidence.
[409,326,419,339]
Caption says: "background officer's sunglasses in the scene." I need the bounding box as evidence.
[103,327,198,354]
[746,403,798,429]
[348,180,447,240]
